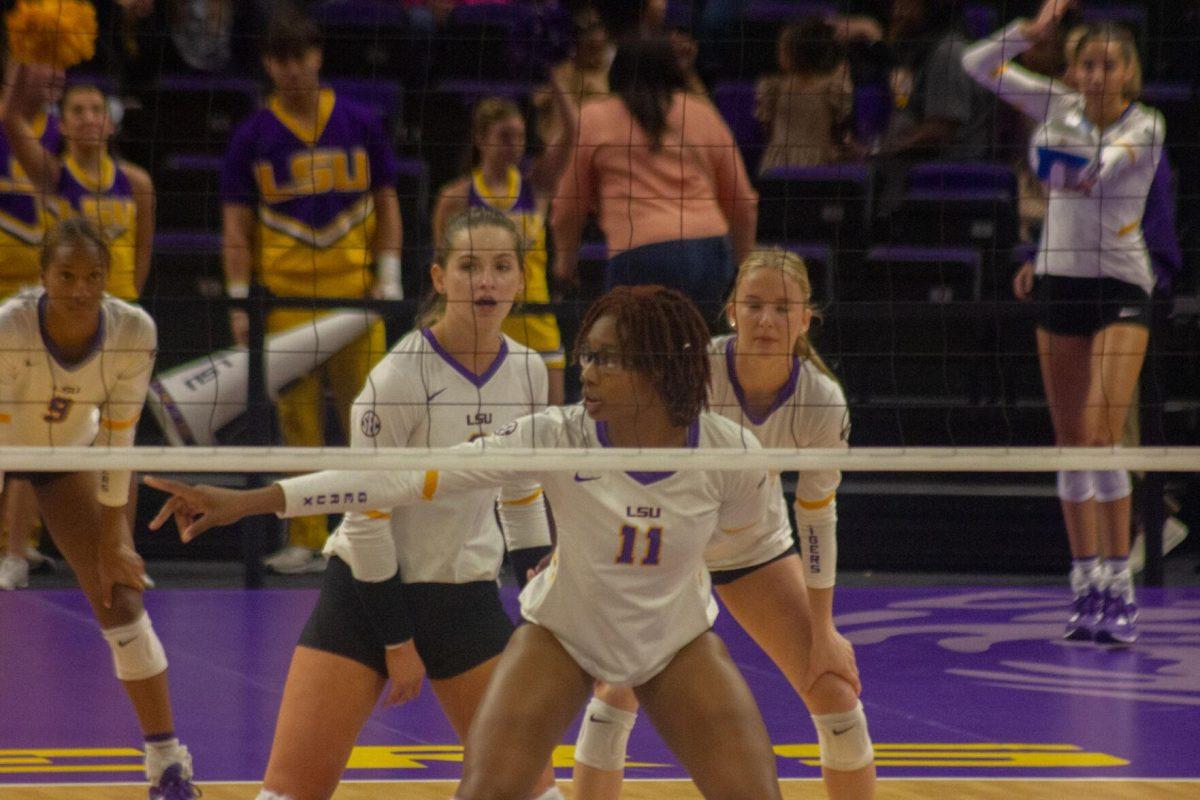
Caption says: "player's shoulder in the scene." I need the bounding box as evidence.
[796,358,845,405]
[365,328,428,389]
[699,410,763,449]
[501,335,549,375]
[0,289,39,335]
[1128,102,1166,135]
[103,296,157,344]
[329,90,375,121]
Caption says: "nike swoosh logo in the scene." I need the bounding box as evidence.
[832,724,855,736]
[117,638,136,647]
[588,714,611,724]
[574,473,600,483]
[426,388,446,402]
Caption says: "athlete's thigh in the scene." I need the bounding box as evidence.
[275,371,324,447]
[634,631,782,800]
[1088,323,1149,445]
[34,473,107,587]
[263,645,386,800]
[714,554,814,695]
[1035,328,1094,443]
[457,624,592,799]
[429,654,502,742]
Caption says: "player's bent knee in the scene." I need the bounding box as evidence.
[574,698,637,771]
[805,671,859,713]
[811,700,874,772]
[102,611,168,681]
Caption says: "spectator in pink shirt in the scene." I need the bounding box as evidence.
[551,37,758,323]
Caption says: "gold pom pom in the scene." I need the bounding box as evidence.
[5,0,98,70]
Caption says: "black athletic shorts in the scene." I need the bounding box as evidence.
[709,545,798,586]
[1035,275,1152,336]
[299,556,515,680]
[4,472,69,487]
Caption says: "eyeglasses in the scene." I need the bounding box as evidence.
[577,347,626,371]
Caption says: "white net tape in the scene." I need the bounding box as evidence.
[2,445,1197,473]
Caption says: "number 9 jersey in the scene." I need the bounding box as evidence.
[0,289,156,506]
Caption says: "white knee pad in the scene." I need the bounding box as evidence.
[102,611,168,681]
[256,792,295,800]
[1056,470,1095,503]
[573,698,637,771]
[1093,470,1131,502]
[811,700,874,772]
[531,788,565,800]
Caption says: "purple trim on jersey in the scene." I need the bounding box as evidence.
[466,167,537,214]
[56,160,134,214]
[420,327,509,388]
[37,293,105,371]
[1144,152,1183,291]
[220,92,398,229]
[724,336,799,426]
[594,418,701,485]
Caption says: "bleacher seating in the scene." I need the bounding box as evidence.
[756,165,873,260]
[310,0,411,80]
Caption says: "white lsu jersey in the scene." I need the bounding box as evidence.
[962,20,1165,293]
[329,328,549,584]
[0,288,156,505]
[704,335,849,572]
[277,404,773,686]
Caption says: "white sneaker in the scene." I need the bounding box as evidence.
[1130,516,1190,574]
[263,545,327,574]
[0,556,29,590]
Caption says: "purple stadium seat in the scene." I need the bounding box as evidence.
[743,1,837,22]
[310,0,408,27]
[905,162,1017,196]
[756,164,873,251]
[863,245,983,302]
[713,81,763,175]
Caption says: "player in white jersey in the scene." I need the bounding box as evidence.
[0,218,197,799]
[147,286,787,799]
[962,0,1163,644]
[219,209,560,800]
[573,249,875,800]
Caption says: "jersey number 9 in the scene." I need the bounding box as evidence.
[43,395,74,423]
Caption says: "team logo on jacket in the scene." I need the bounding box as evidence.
[495,421,518,436]
[360,410,382,438]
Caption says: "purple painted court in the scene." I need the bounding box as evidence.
[2,586,1198,783]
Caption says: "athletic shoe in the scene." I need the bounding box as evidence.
[148,763,198,800]
[1129,516,1190,574]
[1063,587,1102,641]
[263,545,327,574]
[1094,592,1139,645]
[0,556,29,591]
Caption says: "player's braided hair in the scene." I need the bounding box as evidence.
[575,285,711,427]
[41,216,110,273]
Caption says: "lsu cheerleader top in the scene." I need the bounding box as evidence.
[0,114,60,296]
[220,88,398,298]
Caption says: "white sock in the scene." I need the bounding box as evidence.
[1105,559,1135,603]
[532,787,565,800]
[144,739,190,782]
[1069,557,1100,594]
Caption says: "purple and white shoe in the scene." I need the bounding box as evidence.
[1063,587,1102,641]
[149,763,198,800]
[1094,592,1139,646]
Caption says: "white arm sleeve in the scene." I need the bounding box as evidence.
[961,20,1067,121]
[332,370,424,583]
[277,411,551,517]
[1093,110,1166,188]
[97,314,157,507]
[497,484,552,552]
[792,380,848,589]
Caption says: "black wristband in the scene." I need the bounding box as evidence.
[352,570,413,647]
[508,545,554,589]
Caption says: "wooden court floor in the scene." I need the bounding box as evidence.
[6,780,1200,799]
